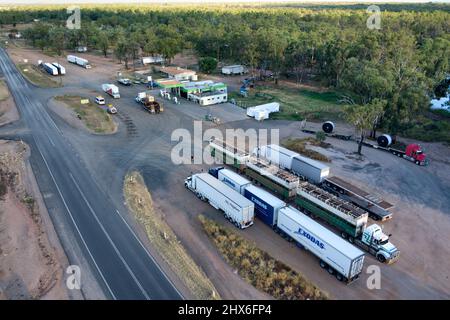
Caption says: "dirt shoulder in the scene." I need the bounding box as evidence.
[0,140,80,300]
[0,79,19,126]
[124,171,219,300]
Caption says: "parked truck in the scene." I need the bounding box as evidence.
[185,173,254,229]
[277,206,365,283]
[295,181,400,263]
[216,168,251,195]
[42,62,58,76]
[302,122,428,166]
[209,138,251,171]
[244,184,286,227]
[102,84,120,99]
[322,176,393,221]
[135,92,163,114]
[51,62,66,75]
[67,55,91,69]
[255,144,330,183]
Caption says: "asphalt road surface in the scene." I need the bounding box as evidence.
[0,48,183,300]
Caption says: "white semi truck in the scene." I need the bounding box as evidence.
[277,206,365,283]
[67,55,91,69]
[102,84,120,99]
[185,173,254,229]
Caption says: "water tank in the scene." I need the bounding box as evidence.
[377,134,392,147]
[322,121,335,133]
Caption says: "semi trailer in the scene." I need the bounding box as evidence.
[42,62,58,76]
[185,173,254,229]
[209,138,251,171]
[102,84,120,99]
[322,176,393,221]
[135,92,163,114]
[255,144,330,183]
[244,184,286,227]
[67,55,91,69]
[303,122,428,166]
[216,168,251,195]
[295,182,400,263]
[277,206,365,283]
[51,62,66,75]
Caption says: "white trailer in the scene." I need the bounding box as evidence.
[102,84,120,99]
[217,168,251,195]
[142,56,164,64]
[254,144,298,170]
[222,65,245,75]
[277,206,365,283]
[246,102,280,120]
[67,55,91,69]
[51,62,66,75]
[185,173,254,229]
[43,63,58,76]
[291,155,330,183]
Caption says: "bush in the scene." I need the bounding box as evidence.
[198,57,217,74]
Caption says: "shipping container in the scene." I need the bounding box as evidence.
[277,206,365,282]
[244,185,286,227]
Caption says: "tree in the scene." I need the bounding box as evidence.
[198,57,217,74]
[344,99,386,155]
[96,31,110,57]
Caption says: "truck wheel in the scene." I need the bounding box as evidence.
[327,267,334,275]
[336,273,343,282]
[348,237,354,244]
[319,260,327,269]
[377,255,387,263]
[415,160,420,165]
[341,232,347,239]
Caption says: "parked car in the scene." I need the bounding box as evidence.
[95,96,105,105]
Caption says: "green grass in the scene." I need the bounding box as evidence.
[401,119,450,144]
[18,63,61,88]
[229,85,342,121]
[54,95,116,134]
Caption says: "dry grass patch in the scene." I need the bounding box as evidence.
[18,64,61,88]
[54,95,116,134]
[199,215,328,300]
[282,138,331,163]
[124,172,219,300]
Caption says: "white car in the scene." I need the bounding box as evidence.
[95,96,105,105]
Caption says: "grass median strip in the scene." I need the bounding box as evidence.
[199,215,328,300]
[124,172,220,300]
[18,63,61,88]
[54,95,116,134]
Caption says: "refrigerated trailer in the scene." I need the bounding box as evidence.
[42,62,58,76]
[277,206,365,283]
[185,173,254,229]
[244,185,286,227]
[217,168,251,195]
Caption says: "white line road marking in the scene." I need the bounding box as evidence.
[35,141,117,300]
[69,172,151,300]
[114,209,184,299]
[45,132,55,147]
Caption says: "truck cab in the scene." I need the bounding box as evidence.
[361,224,400,263]
[405,144,427,165]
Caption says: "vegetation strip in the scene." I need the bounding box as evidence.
[54,95,116,134]
[124,172,219,300]
[199,215,328,300]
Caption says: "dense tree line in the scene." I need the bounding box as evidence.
[1,4,449,134]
